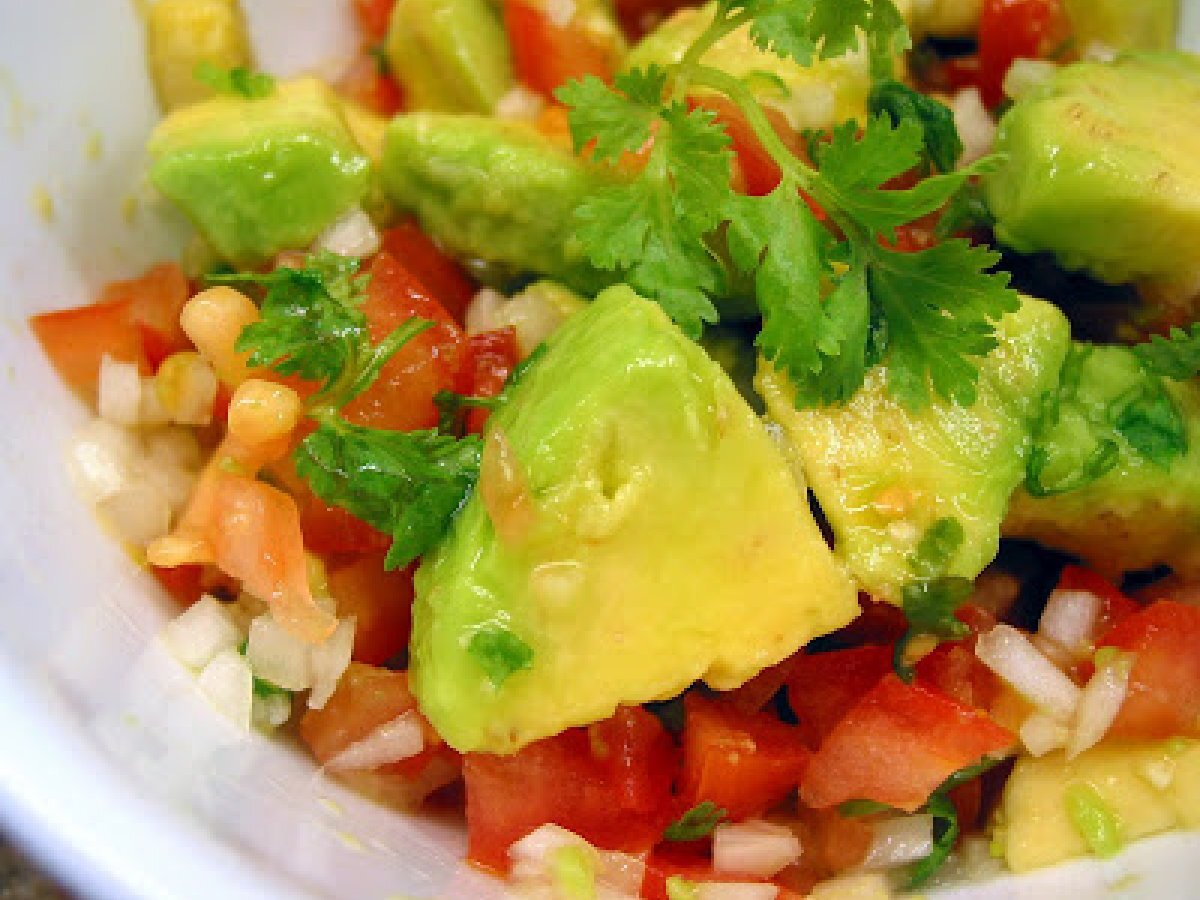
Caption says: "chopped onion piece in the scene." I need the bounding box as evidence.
[143,426,202,471]
[495,85,545,121]
[1039,589,1100,660]
[96,482,171,546]
[1067,652,1133,759]
[1003,58,1058,100]
[465,287,506,336]
[313,207,380,259]
[163,594,244,670]
[859,814,934,870]
[696,883,778,900]
[197,647,253,729]
[1019,712,1068,757]
[976,624,1082,722]
[138,376,172,426]
[252,690,293,730]
[952,87,995,167]
[326,710,425,771]
[508,824,645,898]
[712,820,801,878]
[545,0,575,27]
[67,419,140,503]
[246,613,313,691]
[98,355,143,426]
[308,617,356,709]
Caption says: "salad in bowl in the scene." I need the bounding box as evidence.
[11,0,1200,896]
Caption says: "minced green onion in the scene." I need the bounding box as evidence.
[1065,782,1122,858]
[665,876,699,900]
[551,845,596,900]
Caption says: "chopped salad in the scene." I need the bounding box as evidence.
[29,0,1200,896]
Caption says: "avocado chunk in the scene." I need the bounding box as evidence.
[1063,0,1178,53]
[382,113,615,293]
[982,53,1200,287]
[410,286,858,753]
[759,296,1071,603]
[624,2,873,130]
[384,0,514,113]
[1003,343,1200,580]
[145,0,253,112]
[148,78,372,267]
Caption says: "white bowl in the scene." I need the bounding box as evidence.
[1,2,1199,898]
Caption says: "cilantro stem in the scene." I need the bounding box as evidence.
[675,8,755,84]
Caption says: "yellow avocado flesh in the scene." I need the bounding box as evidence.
[409,286,858,754]
[997,740,1200,873]
[759,296,1070,603]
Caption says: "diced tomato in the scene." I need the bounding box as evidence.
[462,328,519,434]
[613,0,694,41]
[787,645,892,749]
[689,96,804,198]
[464,706,675,872]
[351,0,397,43]
[975,0,1071,107]
[379,221,478,325]
[777,806,874,895]
[678,693,811,821]
[1056,564,1139,635]
[800,674,1016,813]
[915,639,1001,712]
[337,54,405,117]
[299,663,461,805]
[31,297,147,404]
[151,563,205,606]
[504,0,616,98]
[342,251,468,433]
[1097,600,1200,740]
[99,262,191,368]
[326,552,414,666]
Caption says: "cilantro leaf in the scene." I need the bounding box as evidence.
[908,517,965,579]
[294,419,482,570]
[193,61,276,98]
[664,801,728,841]
[895,517,971,680]
[555,70,663,163]
[869,79,963,173]
[1134,323,1200,381]
[468,626,534,686]
[1111,379,1188,468]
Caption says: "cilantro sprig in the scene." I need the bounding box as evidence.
[664,801,728,842]
[894,517,972,681]
[212,252,483,571]
[1134,323,1200,381]
[557,0,1018,410]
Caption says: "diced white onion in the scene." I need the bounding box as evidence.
[163,594,244,670]
[1003,58,1058,100]
[976,624,1082,722]
[67,418,140,503]
[96,481,172,546]
[712,821,801,878]
[1019,712,1068,757]
[138,376,172,426]
[313,206,381,259]
[308,616,356,710]
[859,814,934,870]
[545,0,575,27]
[246,613,314,691]
[806,873,891,900]
[1066,652,1133,759]
[508,824,645,899]
[325,710,425,771]
[465,287,507,336]
[500,288,576,359]
[252,690,293,730]
[788,83,836,131]
[1082,41,1117,63]
[495,85,546,121]
[197,647,253,730]
[951,87,994,167]
[143,426,203,471]
[1039,589,1101,660]
[98,355,143,426]
[696,884,778,900]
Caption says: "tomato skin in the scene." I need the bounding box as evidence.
[342,251,468,433]
[1097,600,1200,740]
[678,693,811,821]
[800,674,1016,813]
[100,262,191,364]
[915,640,1002,712]
[463,706,675,872]
[787,646,893,749]
[299,663,461,804]
[504,0,615,98]
[379,221,477,325]
[326,552,414,666]
[463,328,520,434]
[351,0,397,43]
[976,0,1070,107]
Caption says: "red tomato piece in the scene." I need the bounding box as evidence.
[342,251,468,433]
[613,0,695,41]
[976,0,1071,107]
[787,645,892,749]
[463,706,675,872]
[31,297,147,405]
[915,639,1001,711]
[463,328,519,434]
[351,0,397,43]
[337,54,405,117]
[504,0,616,98]
[679,693,812,821]
[379,221,478,325]
[689,96,803,198]
[778,806,874,895]
[99,262,191,367]
[299,663,461,805]
[326,552,415,666]
[1097,600,1200,740]
[800,674,1016,813]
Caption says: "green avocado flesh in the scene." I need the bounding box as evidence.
[382,113,615,293]
[1004,344,1200,580]
[410,286,858,753]
[148,78,371,268]
[759,296,1071,602]
[1063,0,1178,53]
[982,52,1200,287]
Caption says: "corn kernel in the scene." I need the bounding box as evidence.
[180,286,260,386]
[227,379,303,447]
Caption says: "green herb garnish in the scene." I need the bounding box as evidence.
[1134,323,1200,381]
[894,517,972,681]
[664,801,728,842]
[468,626,535,687]
[193,61,276,99]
